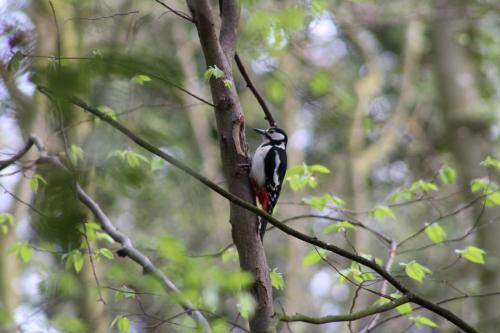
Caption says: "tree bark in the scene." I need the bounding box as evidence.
[186,1,273,332]
[432,0,499,331]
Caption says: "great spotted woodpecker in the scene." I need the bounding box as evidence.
[250,127,288,240]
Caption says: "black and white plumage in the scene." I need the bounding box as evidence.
[250,127,288,240]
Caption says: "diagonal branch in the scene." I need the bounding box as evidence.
[0,136,42,171]
[44,155,212,333]
[37,86,478,333]
[234,53,276,127]
[279,295,410,324]
[150,0,276,127]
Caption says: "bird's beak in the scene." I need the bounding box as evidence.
[253,128,266,135]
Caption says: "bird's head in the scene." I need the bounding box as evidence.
[254,127,288,145]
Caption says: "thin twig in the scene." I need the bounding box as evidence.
[234,53,276,127]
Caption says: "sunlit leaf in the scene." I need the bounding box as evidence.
[237,292,256,319]
[131,74,152,85]
[369,205,396,221]
[455,246,486,264]
[222,248,239,263]
[424,223,447,244]
[111,315,130,332]
[8,242,33,263]
[69,144,84,165]
[30,174,48,193]
[480,155,500,170]
[439,166,457,184]
[303,249,326,266]
[204,65,225,80]
[323,221,355,234]
[7,51,23,72]
[411,315,439,328]
[400,261,432,283]
[99,248,114,260]
[270,268,284,290]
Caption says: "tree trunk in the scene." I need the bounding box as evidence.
[186,1,273,332]
[432,1,499,331]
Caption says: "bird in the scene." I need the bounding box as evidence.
[250,127,288,240]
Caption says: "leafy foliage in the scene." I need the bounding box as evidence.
[8,241,33,263]
[285,163,331,191]
[204,65,225,80]
[323,221,355,234]
[456,246,486,264]
[369,205,396,221]
[270,268,285,290]
[400,261,432,283]
[424,222,447,244]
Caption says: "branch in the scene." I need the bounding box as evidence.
[37,87,479,333]
[234,53,276,127]
[44,155,212,333]
[150,0,276,127]
[0,136,41,171]
[279,295,410,324]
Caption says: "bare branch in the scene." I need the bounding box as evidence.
[0,136,41,171]
[234,53,276,127]
[37,87,479,333]
[279,295,410,324]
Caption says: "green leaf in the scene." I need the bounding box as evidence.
[204,65,225,81]
[222,248,238,263]
[265,77,286,103]
[310,164,331,174]
[485,192,500,206]
[131,74,152,85]
[111,315,130,333]
[96,106,117,124]
[350,262,375,283]
[96,232,114,243]
[115,286,136,300]
[30,174,48,193]
[8,242,33,263]
[303,249,326,266]
[223,79,233,89]
[237,292,256,319]
[73,250,84,273]
[270,268,284,290]
[401,261,432,283]
[150,158,166,171]
[480,155,500,170]
[396,302,413,315]
[470,178,489,193]
[0,213,15,227]
[369,205,396,221]
[455,246,486,264]
[323,221,355,234]
[99,248,114,260]
[439,166,457,184]
[388,293,413,315]
[309,71,331,96]
[424,223,447,244]
[411,315,439,328]
[158,236,187,262]
[69,144,84,165]
[409,180,439,193]
[7,51,23,72]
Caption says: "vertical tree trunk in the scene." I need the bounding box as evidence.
[432,1,499,331]
[186,1,273,332]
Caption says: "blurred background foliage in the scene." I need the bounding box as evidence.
[1,0,500,332]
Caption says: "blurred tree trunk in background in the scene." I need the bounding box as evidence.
[433,0,500,331]
[281,54,309,333]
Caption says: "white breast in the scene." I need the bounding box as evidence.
[250,144,271,187]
